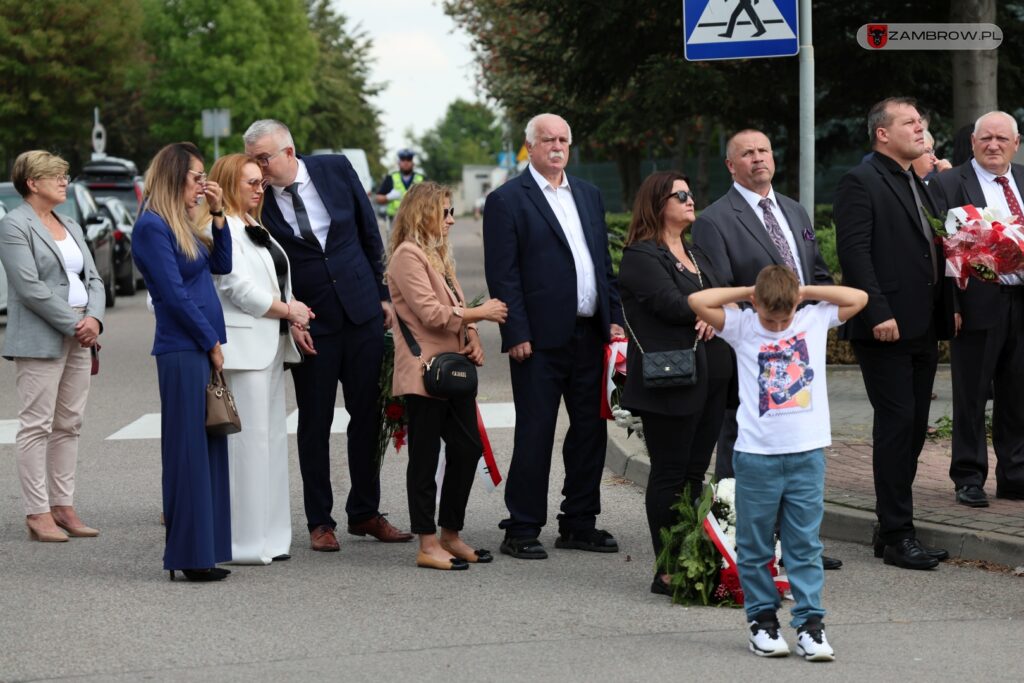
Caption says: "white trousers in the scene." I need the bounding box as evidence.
[15,337,92,515]
[224,336,291,564]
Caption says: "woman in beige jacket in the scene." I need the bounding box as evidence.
[386,182,507,570]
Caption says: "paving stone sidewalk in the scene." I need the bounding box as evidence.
[606,365,1024,567]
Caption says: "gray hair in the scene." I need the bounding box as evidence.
[525,113,573,145]
[243,119,295,149]
[974,111,1020,137]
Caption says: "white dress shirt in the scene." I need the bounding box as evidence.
[733,182,805,284]
[528,163,597,316]
[971,158,1024,219]
[55,234,89,307]
[271,160,332,249]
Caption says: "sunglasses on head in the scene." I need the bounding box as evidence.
[665,189,695,204]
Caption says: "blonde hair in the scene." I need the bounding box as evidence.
[11,151,69,197]
[143,142,210,260]
[208,154,264,220]
[387,181,455,278]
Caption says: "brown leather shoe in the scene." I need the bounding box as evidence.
[309,525,340,552]
[347,514,413,543]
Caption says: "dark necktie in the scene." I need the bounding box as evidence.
[995,176,1024,223]
[903,170,938,282]
[758,198,799,276]
[285,182,320,249]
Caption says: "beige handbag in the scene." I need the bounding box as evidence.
[205,370,241,436]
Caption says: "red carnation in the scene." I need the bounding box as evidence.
[385,402,405,421]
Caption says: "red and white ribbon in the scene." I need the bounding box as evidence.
[601,338,629,419]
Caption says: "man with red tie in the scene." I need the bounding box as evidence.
[931,110,1024,507]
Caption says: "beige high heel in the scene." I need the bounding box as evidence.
[54,518,99,538]
[26,521,68,543]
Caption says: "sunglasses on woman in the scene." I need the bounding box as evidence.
[665,190,695,204]
[443,207,456,219]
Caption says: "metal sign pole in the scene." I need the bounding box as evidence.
[798,0,815,220]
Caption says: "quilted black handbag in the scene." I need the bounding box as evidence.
[397,316,478,398]
[623,249,703,389]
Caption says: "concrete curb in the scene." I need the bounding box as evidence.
[605,428,1024,567]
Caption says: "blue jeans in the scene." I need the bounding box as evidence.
[734,448,826,628]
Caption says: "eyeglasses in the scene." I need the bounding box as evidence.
[38,174,71,185]
[254,148,287,166]
[443,207,456,219]
[187,169,208,183]
[243,178,263,188]
[666,190,695,204]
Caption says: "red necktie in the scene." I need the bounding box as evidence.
[995,176,1023,223]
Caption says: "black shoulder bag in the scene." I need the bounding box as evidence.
[397,316,478,398]
[622,250,702,388]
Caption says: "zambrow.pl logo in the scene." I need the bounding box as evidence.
[857,23,1002,50]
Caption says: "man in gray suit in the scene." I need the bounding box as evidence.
[692,128,840,569]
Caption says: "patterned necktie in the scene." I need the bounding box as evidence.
[995,176,1024,223]
[285,183,321,249]
[758,198,799,275]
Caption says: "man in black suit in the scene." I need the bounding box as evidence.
[692,129,841,570]
[834,97,950,570]
[930,110,1024,506]
[244,119,412,552]
[483,113,624,559]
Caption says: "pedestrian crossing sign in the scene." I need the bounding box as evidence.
[683,0,799,61]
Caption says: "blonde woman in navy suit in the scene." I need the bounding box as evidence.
[0,151,105,542]
[210,154,312,565]
[132,142,232,582]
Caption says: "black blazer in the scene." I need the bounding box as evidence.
[692,185,833,287]
[930,161,1024,331]
[834,152,949,341]
[483,170,623,352]
[617,240,732,417]
[260,154,388,336]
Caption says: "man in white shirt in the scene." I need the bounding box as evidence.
[931,110,1024,507]
[483,113,624,559]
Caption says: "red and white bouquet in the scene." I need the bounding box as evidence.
[931,205,1024,289]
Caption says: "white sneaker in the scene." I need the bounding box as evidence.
[748,613,790,657]
[795,617,835,662]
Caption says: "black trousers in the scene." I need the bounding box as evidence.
[405,394,482,534]
[641,378,728,558]
[852,334,938,544]
[951,289,1024,494]
[291,313,384,531]
[500,318,606,538]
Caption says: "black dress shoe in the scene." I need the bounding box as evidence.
[499,536,548,560]
[882,538,939,570]
[822,555,843,570]
[651,575,672,596]
[554,528,619,553]
[995,487,1024,500]
[272,554,291,562]
[955,485,990,507]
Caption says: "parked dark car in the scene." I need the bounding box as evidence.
[0,181,117,307]
[76,156,144,219]
[97,196,142,295]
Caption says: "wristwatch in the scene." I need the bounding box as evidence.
[209,208,224,217]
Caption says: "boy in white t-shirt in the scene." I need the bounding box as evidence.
[689,266,867,662]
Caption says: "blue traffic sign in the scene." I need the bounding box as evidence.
[683,0,799,61]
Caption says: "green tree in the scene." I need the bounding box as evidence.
[140,0,317,161]
[0,2,144,169]
[306,0,386,177]
[416,99,503,183]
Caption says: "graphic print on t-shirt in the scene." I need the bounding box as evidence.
[757,333,815,417]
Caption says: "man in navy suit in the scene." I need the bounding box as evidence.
[244,120,412,551]
[484,113,624,559]
[930,110,1024,507]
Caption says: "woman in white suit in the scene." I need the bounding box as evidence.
[209,154,313,564]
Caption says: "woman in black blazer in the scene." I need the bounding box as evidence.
[617,171,733,596]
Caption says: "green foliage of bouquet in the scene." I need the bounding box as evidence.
[375,331,407,471]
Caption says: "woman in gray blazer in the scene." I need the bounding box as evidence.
[0,151,105,542]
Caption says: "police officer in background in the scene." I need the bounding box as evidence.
[375,149,425,226]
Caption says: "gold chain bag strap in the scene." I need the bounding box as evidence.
[206,369,242,436]
[622,249,703,388]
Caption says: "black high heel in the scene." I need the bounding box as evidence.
[168,568,226,582]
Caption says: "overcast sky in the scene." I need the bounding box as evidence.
[331,0,482,166]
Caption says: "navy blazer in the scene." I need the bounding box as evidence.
[930,161,1024,331]
[259,155,388,336]
[132,210,231,355]
[483,170,623,352]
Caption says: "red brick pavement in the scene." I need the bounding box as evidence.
[826,440,1024,539]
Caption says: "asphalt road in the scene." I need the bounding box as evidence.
[1,218,1021,681]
